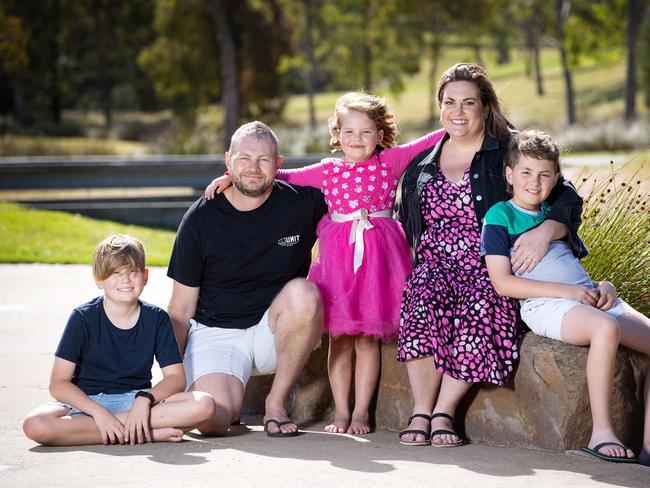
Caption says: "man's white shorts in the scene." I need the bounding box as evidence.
[183,310,277,388]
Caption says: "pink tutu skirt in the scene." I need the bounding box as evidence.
[309,214,412,342]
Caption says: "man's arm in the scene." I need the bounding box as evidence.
[167,280,200,356]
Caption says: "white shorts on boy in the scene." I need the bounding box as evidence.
[183,310,277,388]
[521,297,635,341]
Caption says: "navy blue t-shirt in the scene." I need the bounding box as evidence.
[168,181,327,329]
[55,296,182,395]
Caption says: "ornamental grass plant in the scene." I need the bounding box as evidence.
[577,163,649,316]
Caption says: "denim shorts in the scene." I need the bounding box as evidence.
[54,390,139,416]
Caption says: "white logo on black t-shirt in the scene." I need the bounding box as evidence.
[278,235,300,247]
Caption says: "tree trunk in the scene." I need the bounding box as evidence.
[428,34,442,126]
[304,0,317,131]
[211,0,239,151]
[624,0,646,121]
[11,78,30,127]
[49,0,62,124]
[362,0,373,90]
[532,22,544,96]
[93,0,112,129]
[556,0,575,125]
[473,43,485,68]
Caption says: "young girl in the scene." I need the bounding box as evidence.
[205,92,444,434]
[481,130,650,464]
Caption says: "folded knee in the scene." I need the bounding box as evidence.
[193,393,217,422]
[283,279,322,317]
[23,415,55,444]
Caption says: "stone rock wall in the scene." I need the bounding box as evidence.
[242,332,648,452]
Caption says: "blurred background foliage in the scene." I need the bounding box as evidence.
[0,0,649,155]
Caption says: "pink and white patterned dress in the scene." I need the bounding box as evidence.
[277,130,444,341]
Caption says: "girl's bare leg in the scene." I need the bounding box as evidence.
[347,335,380,434]
[325,335,354,433]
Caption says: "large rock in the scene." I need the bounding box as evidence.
[375,333,648,452]
[241,332,648,452]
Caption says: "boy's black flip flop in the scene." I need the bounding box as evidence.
[580,442,637,463]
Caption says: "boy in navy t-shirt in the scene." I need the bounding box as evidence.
[23,235,215,446]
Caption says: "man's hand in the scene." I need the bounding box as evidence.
[124,396,153,444]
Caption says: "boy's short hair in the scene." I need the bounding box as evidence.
[92,234,146,281]
[505,130,561,193]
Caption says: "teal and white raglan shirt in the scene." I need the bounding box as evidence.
[480,200,594,307]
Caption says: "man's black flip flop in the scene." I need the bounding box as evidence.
[264,419,300,438]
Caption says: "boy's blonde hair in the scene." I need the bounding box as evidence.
[92,234,146,281]
[328,92,397,152]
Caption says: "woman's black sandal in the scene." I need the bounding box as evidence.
[399,413,432,446]
[430,412,463,447]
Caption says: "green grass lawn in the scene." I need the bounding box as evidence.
[0,203,176,265]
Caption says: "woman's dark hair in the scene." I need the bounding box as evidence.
[437,63,514,140]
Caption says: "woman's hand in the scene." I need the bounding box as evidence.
[123,396,153,444]
[595,281,618,311]
[204,174,232,199]
[511,225,551,274]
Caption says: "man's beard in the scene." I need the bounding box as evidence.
[232,176,273,198]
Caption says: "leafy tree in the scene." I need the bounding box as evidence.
[554,0,626,125]
[2,0,157,129]
[640,3,650,115]
[140,0,292,148]
[624,0,649,120]
[0,6,29,124]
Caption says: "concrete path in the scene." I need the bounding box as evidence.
[0,264,648,488]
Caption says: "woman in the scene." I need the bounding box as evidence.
[396,63,585,447]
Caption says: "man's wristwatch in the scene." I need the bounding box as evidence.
[135,390,156,405]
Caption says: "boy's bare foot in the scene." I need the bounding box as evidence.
[347,413,370,435]
[588,432,635,459]
[152,428,184,443]
[324,417,349,434]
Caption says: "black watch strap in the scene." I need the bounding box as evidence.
[135,390,155,405]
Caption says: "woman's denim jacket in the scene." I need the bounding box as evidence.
[396,132,588,263]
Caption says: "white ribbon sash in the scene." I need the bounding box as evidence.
[330,208,392,273]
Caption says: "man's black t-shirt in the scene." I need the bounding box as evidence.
[168,181,327,329]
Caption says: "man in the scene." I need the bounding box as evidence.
[167,121,327,436]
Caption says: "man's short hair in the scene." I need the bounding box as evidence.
[229,121,279,159]
[92,234,146,281]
